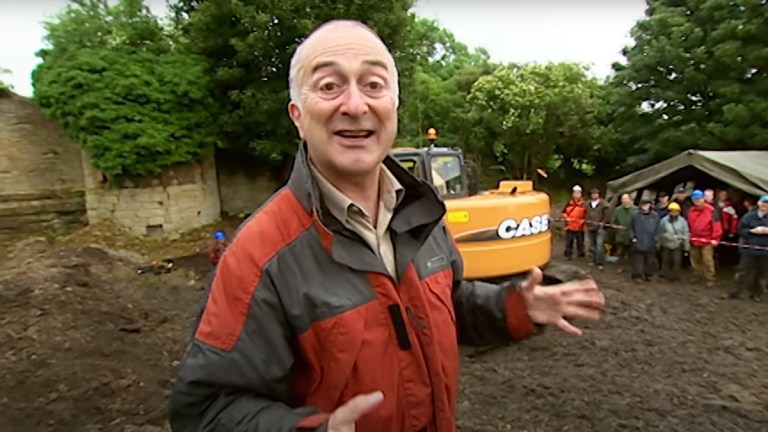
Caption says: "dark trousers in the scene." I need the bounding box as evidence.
[564,230,585,258]
[728,254,768,299]
[631,249,657,279]
[660,247,683,282]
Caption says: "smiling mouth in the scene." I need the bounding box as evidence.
[334,130,374,139]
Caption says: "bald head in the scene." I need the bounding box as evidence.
[288,20,399,108]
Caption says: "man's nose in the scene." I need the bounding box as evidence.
[339,84,368,117]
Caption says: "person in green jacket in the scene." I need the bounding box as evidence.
[611,193,638,261]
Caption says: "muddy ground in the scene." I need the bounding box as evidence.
[0,234,766,432]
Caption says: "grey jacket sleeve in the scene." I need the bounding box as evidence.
[169,255,328,432]
[444,226,538,347]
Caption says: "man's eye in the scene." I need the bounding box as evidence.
[320,82,339,92]
[366,81,384,91]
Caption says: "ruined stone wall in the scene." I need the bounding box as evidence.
[0,94,86,239]
[216,151,282,216]
[84,156,221,237]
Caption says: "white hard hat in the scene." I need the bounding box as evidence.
[572,185,583,192]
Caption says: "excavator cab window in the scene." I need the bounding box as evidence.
[429,154,467,198]
[397,158,421,178]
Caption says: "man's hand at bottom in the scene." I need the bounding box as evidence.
[520,268,605,336]
[327,391,383,431]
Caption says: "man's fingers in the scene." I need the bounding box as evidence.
[556,318,583,336]
[521,267,543,292]
[563,305,602,321]
[329,391,384,426]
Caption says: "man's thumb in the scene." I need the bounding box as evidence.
[521,267,543,292]
[329,391,384,426]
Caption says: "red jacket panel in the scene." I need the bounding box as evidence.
[687,203,723,246]
[562,199,586,231]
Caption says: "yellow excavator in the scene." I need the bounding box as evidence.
[391,128,554,281]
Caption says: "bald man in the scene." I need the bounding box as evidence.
[168,20,605,432]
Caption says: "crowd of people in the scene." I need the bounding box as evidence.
[561,185,768,301]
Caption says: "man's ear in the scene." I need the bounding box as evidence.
[288,101,304,139]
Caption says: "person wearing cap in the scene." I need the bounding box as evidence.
[724,195,768,301]
[610,193,637,262]
[629,198,661,282]
[657,202,690,282]
[654,191,670,220]
[672,187,693,218]
[686,189,722,287]
[208,230,228,267]
[562,185,586,260]
[584,188,610,269]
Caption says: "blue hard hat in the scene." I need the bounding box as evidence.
[759,195,768,203]
[214,231,226,241]
[691,190,704,200]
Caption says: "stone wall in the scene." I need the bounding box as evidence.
[216,151,283,216]
[0,93,86,239]
[84,156,221,237]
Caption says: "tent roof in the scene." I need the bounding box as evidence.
[606,149,768,200]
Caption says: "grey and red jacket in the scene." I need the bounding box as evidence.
[168,143,538,432]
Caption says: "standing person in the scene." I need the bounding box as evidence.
[687,189,722,287]
[672,187,693,218]
[657,203,690,282]
[562,185,586,260]
[655,191,670,219]
[718,197,740,266]
[208,231,228,267]
[629,199,661,283]
[168,20,605,432]
[610,193,637,262]
[584,188,610,270]
[724,195,768,302]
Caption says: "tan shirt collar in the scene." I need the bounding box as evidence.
[309,162,405,224]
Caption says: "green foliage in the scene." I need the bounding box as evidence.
[467,63,611,180]
[610,0,768,167]
[396,17,496,149]
[0,67,11,95]
[171,0,414,163]
[32,0,219,181]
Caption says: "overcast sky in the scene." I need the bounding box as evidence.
[0,0,647,97]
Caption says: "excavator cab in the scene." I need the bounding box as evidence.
[391,146,470,199]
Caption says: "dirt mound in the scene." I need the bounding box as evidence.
[0,244,204,432]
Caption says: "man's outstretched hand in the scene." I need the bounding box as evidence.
[520,267,605,336]
[327,391,383,431]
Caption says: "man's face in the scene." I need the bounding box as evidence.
[704,189,715,202]
[658,195,668,205]
[676,191,687,200]
[718,190,728,202]
[590,192,600,200]
[693,198,704,207]
[620,194,632,207]
[288,24,398,179]
[759,201,768,213]
[572,190,582,200]
[669,209,680,217]
[641,203,651,212]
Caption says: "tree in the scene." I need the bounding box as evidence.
[610,0,768,165]
[32,0,219,181]
[396,17,495,148]
[171,0,415,166]
[0,67,11,95]
[467,63,610,180]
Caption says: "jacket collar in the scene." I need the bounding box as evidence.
[286,142,447,278]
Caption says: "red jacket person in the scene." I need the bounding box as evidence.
[169,20,605,432]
